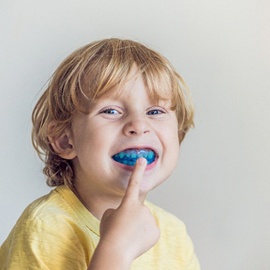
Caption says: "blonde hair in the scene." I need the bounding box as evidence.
[32,38,194,187]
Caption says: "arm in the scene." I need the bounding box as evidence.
[88,158,160,270]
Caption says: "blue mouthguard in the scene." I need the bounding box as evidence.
[112,149,156,166]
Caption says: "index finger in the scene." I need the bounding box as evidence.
[121,157,147,204]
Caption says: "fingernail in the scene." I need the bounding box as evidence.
[137,157,147,165]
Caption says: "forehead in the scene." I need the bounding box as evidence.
[78,60,176,114]
[96,71,173,105]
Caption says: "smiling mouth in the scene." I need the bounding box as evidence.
[112,149,157,166]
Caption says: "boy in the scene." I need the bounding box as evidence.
[0,38,200,269]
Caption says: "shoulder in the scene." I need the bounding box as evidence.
[17,187,74,227]
[10,185,97,241]
[5,187,81,246]
[144,201,200,269]
[145,201,186,231]
[145,201,190,248]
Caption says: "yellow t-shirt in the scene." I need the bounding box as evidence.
[0,186,200,270]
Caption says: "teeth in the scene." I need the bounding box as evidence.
[112,149,156,166]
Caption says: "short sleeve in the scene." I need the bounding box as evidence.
[0,212,93,269]
[181,231,201,270]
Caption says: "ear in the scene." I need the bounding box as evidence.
[48,121,77,160]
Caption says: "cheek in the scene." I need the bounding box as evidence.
[166,138,180,163]
[164,121,179,144]
[163,123,180,164]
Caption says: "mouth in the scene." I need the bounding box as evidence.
[112,148,157,166]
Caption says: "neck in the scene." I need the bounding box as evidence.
[71,182,123,220]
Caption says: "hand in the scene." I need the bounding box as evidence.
[93,158,160,268]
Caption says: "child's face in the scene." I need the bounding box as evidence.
[69,71,180,199]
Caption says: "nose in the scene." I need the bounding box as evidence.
[123,114,150,136]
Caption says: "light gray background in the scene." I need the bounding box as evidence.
[1,1,270,269]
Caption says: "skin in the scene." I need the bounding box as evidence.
[51,70,180,268]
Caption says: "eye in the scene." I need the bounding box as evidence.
[101,108,120,115]
[98,107,123,119]
[147,108,166,115]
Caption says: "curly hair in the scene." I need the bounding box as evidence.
[32,38,194,187]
